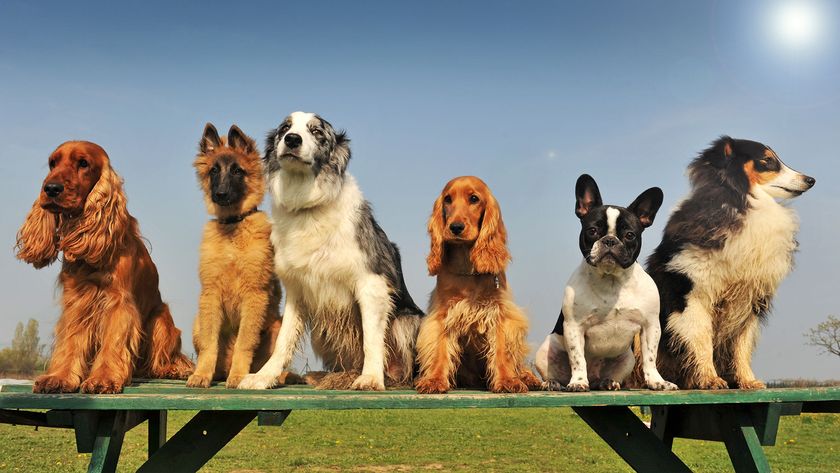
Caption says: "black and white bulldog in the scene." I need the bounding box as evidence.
[535,174,677,392]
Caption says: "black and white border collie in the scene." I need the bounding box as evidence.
[238,111,423,391]
[646,136,815,390]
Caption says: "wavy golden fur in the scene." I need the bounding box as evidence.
[416,176,541,393]
[187,124,286,388]
[16,141,193,394]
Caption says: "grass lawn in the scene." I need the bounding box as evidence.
[0,408,837,472]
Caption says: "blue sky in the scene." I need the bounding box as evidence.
[1,1,838,380]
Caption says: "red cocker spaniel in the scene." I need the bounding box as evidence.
[415,176,542,393]
[16,141,193,394]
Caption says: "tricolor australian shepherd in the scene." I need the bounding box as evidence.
[646,136,815,389]
[238,112,423,391]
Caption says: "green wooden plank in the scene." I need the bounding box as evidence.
[719,407,772,473]
[573,406,692,472]
[137,410,257,473]
[1,385,838,411]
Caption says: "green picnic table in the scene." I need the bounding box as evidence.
[0,380,838,473]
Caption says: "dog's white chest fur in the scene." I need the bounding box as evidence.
[567,262,659,357]
[665,189,798,334]
[269,173,366,313]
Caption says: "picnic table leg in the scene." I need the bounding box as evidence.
[87,410,128,473]
[719,407,772,473]
[137,410,261,473]
[573,406,692,473]
[147,410,167,457]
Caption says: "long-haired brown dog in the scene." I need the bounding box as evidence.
[415,176,542,393]
[186,124,283,389]
[16,141,193,394]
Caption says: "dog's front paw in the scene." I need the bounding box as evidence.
[597,379,622,391]
[80,376,125,394]
[415,377,450,394]
[33,374,80,394]
[691,376,729,390]
[237,373,278,390]
[225,374,246,389]
[541,380,565,391]
[646,379,678,391]
[186,373,213,388]
[492,377,528,393]
[350,374,385,391]
[520,370,544,390]
[737,379,766,390]
[565,381,590,392]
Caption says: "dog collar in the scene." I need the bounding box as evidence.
[216,207,259,225]
[449,271,501,289]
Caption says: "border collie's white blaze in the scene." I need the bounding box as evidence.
[238,112,423,391]
[645,137,815,390]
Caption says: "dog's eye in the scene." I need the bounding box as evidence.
[624,231,636,241]
[311,128,322,136]
[210,166,220,175]
[443,195,452,204]
[49,159,56,169]
[232,167,245,176]
[587,227,599,238]
[78,159,89,168]
[279,123,290,133]
[469,195,480,204]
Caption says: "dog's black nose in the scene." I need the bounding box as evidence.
[804,176,816,187]
[43,182,64,198]
[284,133,302,149]
[449,222,465,235]
[214,191,229,201]
[601,236,620,247]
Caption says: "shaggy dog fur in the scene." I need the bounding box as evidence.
[415,176,542,394]
[238,111,423,391]
[642,136,815,389]
[16,141,193,394]
[186,124,284,389]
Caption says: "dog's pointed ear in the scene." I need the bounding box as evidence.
[228,125,256,155]
[575,174,602,219]
[628,187,664,228]
[200,123,222,154]
[427,192,447,276]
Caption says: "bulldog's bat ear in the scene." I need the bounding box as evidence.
[575,174,602,219]
[628,187,664,228]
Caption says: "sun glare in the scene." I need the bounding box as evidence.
[769,1,823,51]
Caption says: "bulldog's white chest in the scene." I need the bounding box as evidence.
[566,262,659,358]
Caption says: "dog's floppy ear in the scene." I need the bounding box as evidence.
[575,174,602,219]
[15,199,59,269]
[426,193,447,276]
[228,125,257,155]
[60,159,130,267]
[470,192,510,274]
[200,123,222,154]
[330,131,352,175]
[628,187,664,228]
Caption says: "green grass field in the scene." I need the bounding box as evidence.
[0,408,837,472]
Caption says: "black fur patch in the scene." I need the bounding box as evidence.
[209,155,247,207]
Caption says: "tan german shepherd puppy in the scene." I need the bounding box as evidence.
[186,123,282,388]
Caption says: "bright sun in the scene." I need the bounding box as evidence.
[769,1,823,51]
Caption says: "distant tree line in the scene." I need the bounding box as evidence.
[0,319,48,375]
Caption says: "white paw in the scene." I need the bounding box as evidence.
[647,379,678,391]
[350,374,385,391]
[541,380,565,391]
[565,381,590,392]
[236,373,277,390]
